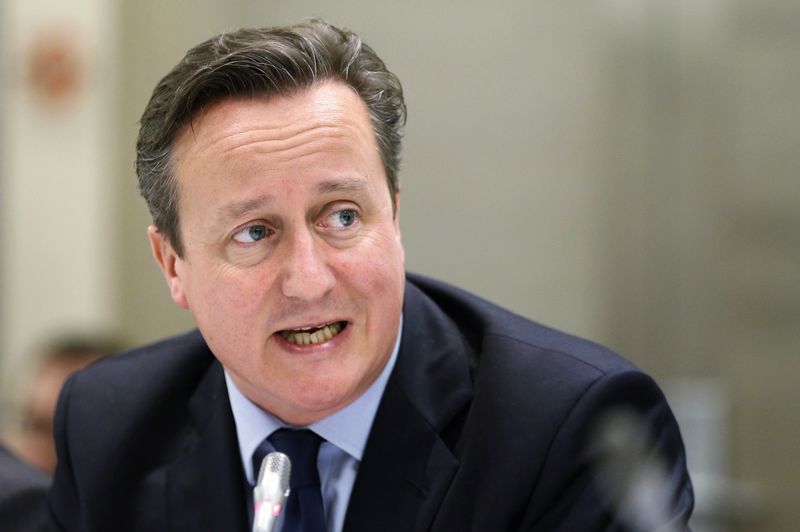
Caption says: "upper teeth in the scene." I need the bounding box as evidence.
[280,323,343,345]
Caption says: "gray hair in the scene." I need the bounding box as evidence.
[136,19,406,256]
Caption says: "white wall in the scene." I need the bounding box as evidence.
[0,0,120,412]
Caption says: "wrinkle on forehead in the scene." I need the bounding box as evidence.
[220,124,367,165]
[175,83,377,163]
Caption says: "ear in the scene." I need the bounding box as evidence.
[147,225,189,309]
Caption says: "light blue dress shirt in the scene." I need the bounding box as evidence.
[225,317,402,532]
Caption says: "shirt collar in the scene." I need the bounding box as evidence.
[225,315,402,484]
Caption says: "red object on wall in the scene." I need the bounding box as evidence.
[26,28,84,108]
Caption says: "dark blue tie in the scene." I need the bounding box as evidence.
[252,429,326,532]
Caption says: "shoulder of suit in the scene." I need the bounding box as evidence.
[403,274,667,479]
[77,329,213,379]
[64,329,216,416]
[405,272,638,382]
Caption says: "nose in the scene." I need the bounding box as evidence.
[279,227,336,301]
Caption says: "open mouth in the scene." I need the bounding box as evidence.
[278,321,347,346]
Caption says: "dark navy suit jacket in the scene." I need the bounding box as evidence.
[49,274,693,531]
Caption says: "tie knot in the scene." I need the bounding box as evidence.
[268,429,323,489]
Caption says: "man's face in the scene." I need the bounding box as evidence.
[149,81,405,425]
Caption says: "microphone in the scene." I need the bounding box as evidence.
[253,451,292,532]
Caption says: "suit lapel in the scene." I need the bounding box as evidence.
[165,360,250,532]
[344,281,474,532]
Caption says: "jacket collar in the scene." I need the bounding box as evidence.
[343,280,474,532]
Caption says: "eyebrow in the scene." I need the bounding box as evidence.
[314,177,372,196]
[215,177,373,221]
[216,195,274,221]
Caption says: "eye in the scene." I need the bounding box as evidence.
[232,224,270,244]
[327,209,359,229]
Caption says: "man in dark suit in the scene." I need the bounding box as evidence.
[1,444,49,532]
[49,20,693,531]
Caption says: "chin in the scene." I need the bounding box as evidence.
[286,381,358,421]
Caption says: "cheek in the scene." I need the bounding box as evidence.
[189,264,271,332]
[338,240,404,294]
[352,251,406,326]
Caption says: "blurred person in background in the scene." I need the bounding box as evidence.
[3,336,117,475]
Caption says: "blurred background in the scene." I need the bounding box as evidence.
[0,1,797,530]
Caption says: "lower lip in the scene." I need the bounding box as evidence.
[273,323,351,353]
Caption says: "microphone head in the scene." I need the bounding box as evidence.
[254,452,291,531]
[256,451,291,499]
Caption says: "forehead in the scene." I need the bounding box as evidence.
[172,81,377,161]
[169,81,390,237]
